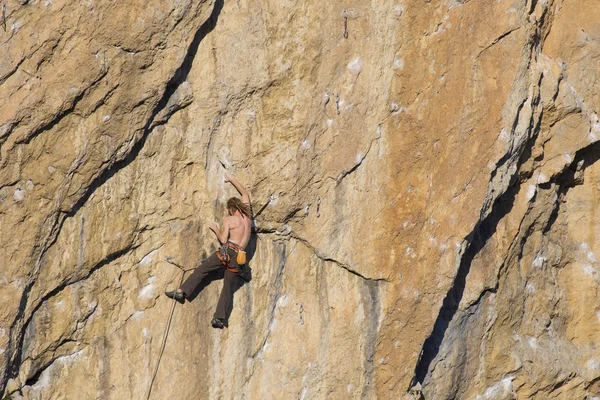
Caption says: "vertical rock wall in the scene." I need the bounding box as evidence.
[1,0,599,399]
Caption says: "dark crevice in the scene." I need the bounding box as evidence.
[320,255,388,282]
[487,89,528,184]
[411,88,543,390]
[62,0,223,223]
[412,112,600,395]
[485,22,546,196]
[0,54,27,86]
[413,139,600,396]
[542,140,600,233]
[1,59,106,163]
[23,359,52,389]
[252,196,273,219]
[411,178,520,389]
[585,374,600,389]
[529,0,539,14]
[337,156,367,183]
[281,207,303,223]
[548,372,577,393]
[0,2,224,396]
[409,12,557,389]
[22,339,79,388]
[477,26,522,57]
[463,286,497,313]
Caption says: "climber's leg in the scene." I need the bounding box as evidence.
[165,252,223,302]
[214,269,237,322]
[180,252,224,296]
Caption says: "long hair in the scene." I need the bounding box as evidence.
[227,197,251,218]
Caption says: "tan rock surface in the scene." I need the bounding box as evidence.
[1,0,600,399]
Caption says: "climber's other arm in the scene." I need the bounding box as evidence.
[210,218,230,244]
[224,172,250,206]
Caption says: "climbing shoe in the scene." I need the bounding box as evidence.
[165,290,185,304]
[211,317,225,329]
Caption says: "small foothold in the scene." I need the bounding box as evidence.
[409,382,423,397]
[13,188,25,202]
[393,5,404,19]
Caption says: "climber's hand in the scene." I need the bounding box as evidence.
[224,171,233,182]
[209,221,219,232]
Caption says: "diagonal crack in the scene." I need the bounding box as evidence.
[410,173,521,390]
[476,26,522,58]
[255,226,388,282]
[409,2,596,393]
[409,4,554,388]
[292,234,389,282]
[17,70,108,146]
[335,129,382,184]
[21,349,85,391]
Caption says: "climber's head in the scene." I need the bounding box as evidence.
[227,197,251,218]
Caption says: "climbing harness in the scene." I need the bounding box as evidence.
[216,242,251,282]
[216,241,246,272]
[146,257,194,400]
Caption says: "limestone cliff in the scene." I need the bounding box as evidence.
[1,0,599,398]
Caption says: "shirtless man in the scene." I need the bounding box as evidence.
[165,172,252,329]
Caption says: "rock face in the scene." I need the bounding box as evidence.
[1,0,600,398]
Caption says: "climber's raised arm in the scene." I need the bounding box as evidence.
[224,172,250,206]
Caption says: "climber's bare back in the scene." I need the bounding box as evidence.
[225,209,252,249]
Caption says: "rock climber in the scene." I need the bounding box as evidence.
[165,171,252,329]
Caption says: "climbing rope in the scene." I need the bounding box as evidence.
[145,257,194,400]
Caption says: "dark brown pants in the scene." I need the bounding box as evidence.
[180,248,240,320]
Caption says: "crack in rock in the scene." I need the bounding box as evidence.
[292,235,388,282]
[335,130,382,184]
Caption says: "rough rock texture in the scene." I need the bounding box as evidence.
[1,0,600,398]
